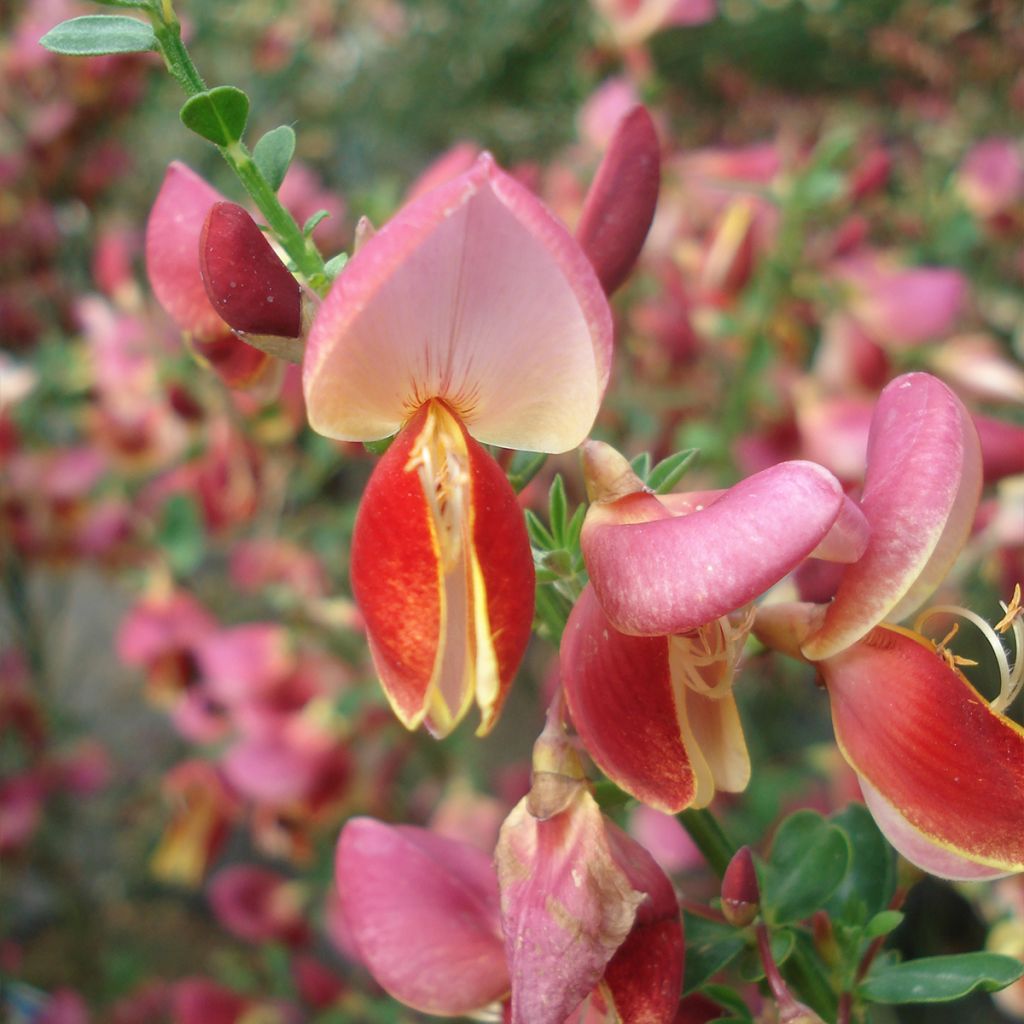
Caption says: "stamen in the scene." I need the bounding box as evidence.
[914,588,1024,714]
[669,604,755,698]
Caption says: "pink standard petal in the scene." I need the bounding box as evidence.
[336,818,508,1016]
[583,461,844,636]
[803,373,982,660]
[304,153,613,452]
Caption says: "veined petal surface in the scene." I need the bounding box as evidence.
[336,818,508,1015]
[824,625,1024,874]
[350,401,534,737]
[803,373,982,660]
[304,154,613,452]
[583,461,844,636]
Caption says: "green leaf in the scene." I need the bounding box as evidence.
[763,810,851,925]
[860,953,1024,1005]
[525,509,556,551]
[864,910,904,940]
[303,210,331,235]
[564,504,586,552]
[506,450,547,494]
[156,494,205,576]
[40,15,156,56]
[648,448,699,494]
[548,475,568,545]
[698,985,752,1021]
[682,912,747,994]
[825,803,897,923]
[252,125,296,191]
[363,436,394,456]
[323,252,349,280]
[629,451,652,481]
[180,87,250,146]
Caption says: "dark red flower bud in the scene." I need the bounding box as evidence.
[200,202,302,339]
[576,105,660,296]
[721,845,760,926]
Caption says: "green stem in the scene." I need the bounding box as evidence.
[787,931,839,1022]
[677,807,736,878]
[148,1,329,291]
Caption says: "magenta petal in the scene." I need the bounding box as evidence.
[576,105,661,295]
[583,461,844,636]
[304,153,613,452]
[803,373,982,660]
[200,202,301,338]
[336,818,508,1015]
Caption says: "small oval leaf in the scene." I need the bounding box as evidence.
[40,15,157,56]
[180,87,250,147]
[764,810,851,925]
[253,125,296,191]
[860,953,1024,1005]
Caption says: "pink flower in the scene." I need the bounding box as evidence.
[756,373,1024,879]
[304,153,612,737]
[561,441,862,811]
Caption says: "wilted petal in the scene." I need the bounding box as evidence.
[200,202,301,338]
[497,788,644,1024]
[562,586,749,812]
[336,817,507,1015]
[600,823,684,1022]
[576,105,660,295]
[803,374,982,660]
[304,154,613,452]
[583,459,844,636]
[823,625,1024,875]
[350,401,534,737]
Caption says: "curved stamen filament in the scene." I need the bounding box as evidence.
[914,586,1024,714]
[669,604,756,698]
